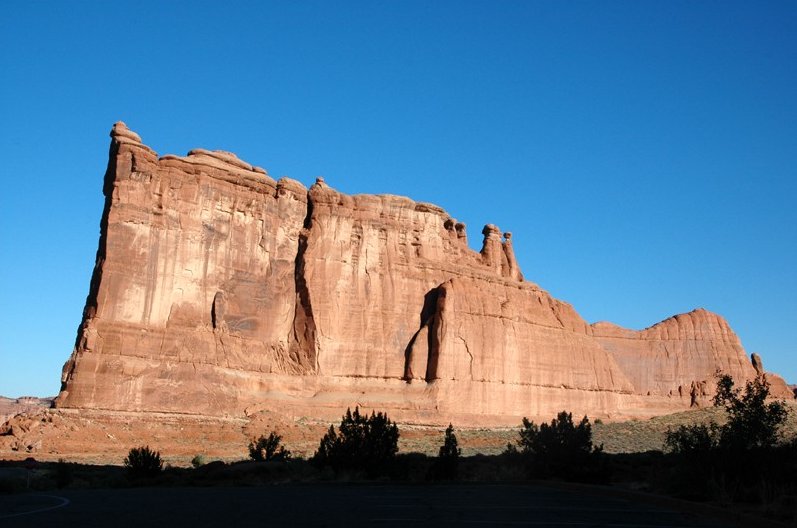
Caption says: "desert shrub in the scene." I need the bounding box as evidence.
[511,411,606,482]
[54,458,74,488]
[124,446,163,479]
[248,432,291,462]
[428,423,461,480]
[190,455,206,468]
[312,407,399,477]
[664,422,719,454]
[502,441,519,457]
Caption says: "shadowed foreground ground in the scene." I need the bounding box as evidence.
[0,483,734,528]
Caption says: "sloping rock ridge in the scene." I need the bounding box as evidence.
[54,123,792,426]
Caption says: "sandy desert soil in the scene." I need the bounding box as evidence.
[1,402,795,467]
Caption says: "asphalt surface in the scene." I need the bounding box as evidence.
[0,483,735,528]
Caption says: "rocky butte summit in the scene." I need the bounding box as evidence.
[54,123,792,426]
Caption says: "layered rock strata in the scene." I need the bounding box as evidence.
[55,123,791,425]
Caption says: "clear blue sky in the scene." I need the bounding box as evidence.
[1,1,795,397]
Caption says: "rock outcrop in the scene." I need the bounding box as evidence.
[54,123,791,425]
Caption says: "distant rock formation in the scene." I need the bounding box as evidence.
[0,396,53,424]
[53,123,792,425]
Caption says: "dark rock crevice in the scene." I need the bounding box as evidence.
[289,193,318,373]
[403,283,449,383]
[403,287,441,381]
[425,283,448,381]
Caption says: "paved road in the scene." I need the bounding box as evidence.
[0,483,734,528]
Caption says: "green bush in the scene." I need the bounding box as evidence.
[124,446,163,479]
[190,455,206,468]
[248,432,291,462]
[312,407,399,477]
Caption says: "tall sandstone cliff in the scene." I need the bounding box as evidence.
[55,123,791,425]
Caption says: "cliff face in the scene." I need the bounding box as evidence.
[55,123,790,425]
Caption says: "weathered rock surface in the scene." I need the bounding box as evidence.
[54,123,792,426]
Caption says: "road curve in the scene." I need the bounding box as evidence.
[0,483,735,528]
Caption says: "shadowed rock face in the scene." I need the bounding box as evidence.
[54,123,792,425]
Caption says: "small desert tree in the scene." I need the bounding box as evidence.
[511,411,604,481]
[429,423,461,480]
[248,431,292,462]
[124,446,163,479]
[663,373,793,504]
[666,373,788,454]
[312,407,399,477]
[715,374,788,450]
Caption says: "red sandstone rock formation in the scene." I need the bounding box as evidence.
[54,123,791,425]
